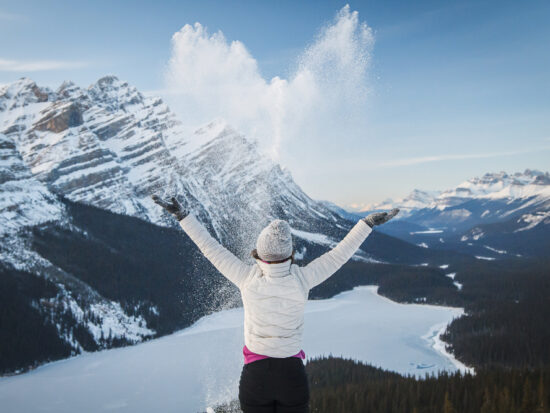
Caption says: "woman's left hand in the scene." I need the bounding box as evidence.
[362,208,399,228]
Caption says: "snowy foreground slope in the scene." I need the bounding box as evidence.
[0,286,466,413]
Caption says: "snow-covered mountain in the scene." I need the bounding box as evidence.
[319,200,363,222]
[360,170,550,218]
[357,189,442,217]
[0,76,353,259]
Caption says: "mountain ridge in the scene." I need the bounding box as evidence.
[344,169,550,258]
[352,169,550,215]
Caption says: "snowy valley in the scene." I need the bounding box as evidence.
[0,286,466,412]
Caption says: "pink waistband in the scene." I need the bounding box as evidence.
[243,345,306,364]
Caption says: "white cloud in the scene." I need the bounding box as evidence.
[0,58,87,72]
[373,146,550,168]
[163,5,374,160]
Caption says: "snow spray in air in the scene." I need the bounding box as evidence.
[160,1,374,294]
[163,4,373,163]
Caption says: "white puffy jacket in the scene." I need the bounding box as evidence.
[179,215,373,357]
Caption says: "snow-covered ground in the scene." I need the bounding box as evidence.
[0,286,467,413]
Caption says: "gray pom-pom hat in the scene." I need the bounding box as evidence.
[255,219,293,262]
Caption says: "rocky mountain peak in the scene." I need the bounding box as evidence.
[94,75,120,87]
[56,80,81,100]
[0,77,52,109]
[533,173,550,185]
[522,168,544,176]
[87,75,144,111]
[463,169,549,189]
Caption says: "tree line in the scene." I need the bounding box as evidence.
[207,356,550,413]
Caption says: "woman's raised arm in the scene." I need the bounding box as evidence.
[299,209,399,290]
[152,195,252,289]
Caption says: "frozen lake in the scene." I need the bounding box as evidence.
[0,286,468,413]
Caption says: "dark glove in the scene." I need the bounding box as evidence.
[151,195,188,221]
[363,208,400,228]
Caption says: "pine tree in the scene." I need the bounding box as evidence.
[498,387,512,413]
[443,391,457,413]
[521,377,534,413]
[537,373,549,413]
[481,387,494,413]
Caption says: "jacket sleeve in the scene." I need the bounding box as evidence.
[300,220,372,290]
[179,214,252,289]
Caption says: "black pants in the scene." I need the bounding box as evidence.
[239,357,309,413]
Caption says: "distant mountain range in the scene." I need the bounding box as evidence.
[348,170,550,259]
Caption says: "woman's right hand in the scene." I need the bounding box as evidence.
[151,195,189,221]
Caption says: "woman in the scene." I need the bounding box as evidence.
[152,195,398,413]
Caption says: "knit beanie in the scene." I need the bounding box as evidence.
[256,219,293,262]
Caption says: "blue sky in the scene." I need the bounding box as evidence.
[1,0,549,208]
